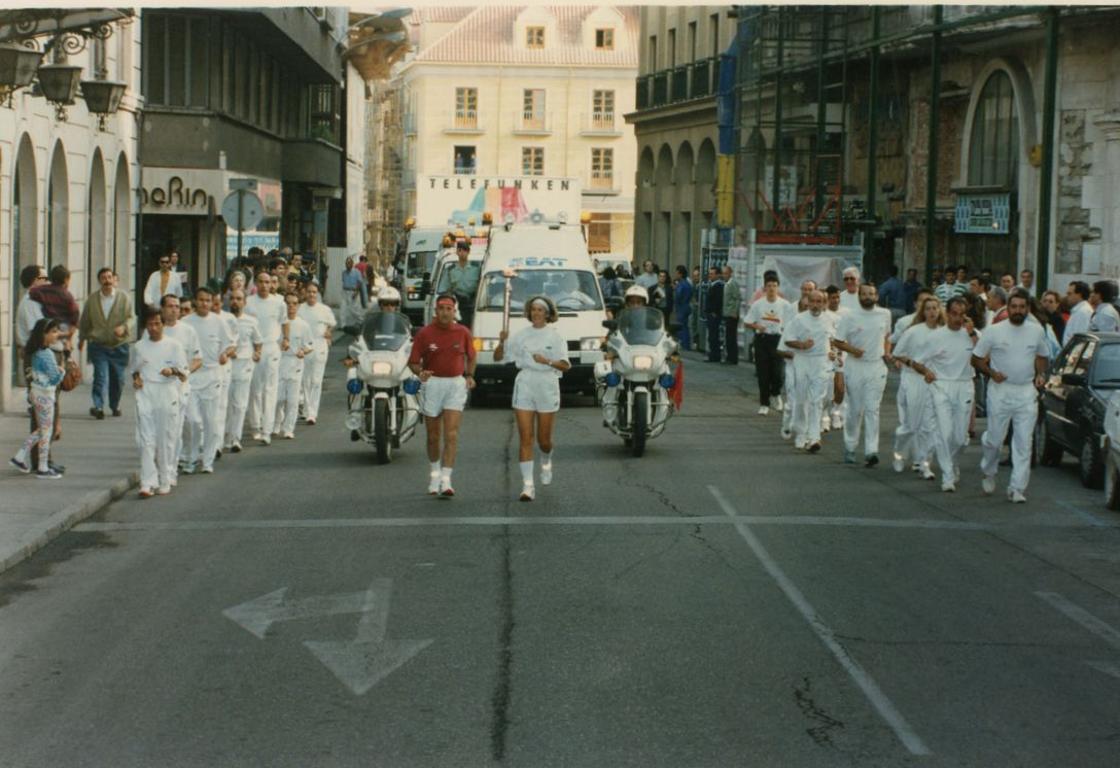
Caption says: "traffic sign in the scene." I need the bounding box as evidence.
[221,189,264,232]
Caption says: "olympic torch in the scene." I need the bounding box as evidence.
[502,267,516,336]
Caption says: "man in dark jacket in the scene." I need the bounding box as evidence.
[705,266,724,362]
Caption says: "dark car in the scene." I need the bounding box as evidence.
[1034,332,1120,487]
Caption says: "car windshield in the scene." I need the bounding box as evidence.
[1091,343,1120,387]
[616,306,665,346]
[361,311,412,351]
[477,270,603,312]
[406,250,437,279]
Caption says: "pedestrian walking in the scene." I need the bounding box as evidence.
[704,267,724,362]
[408,294,477,497]
[1063,281,1092,346]
[130,308,188,497]
[10,318,65,479]
[79,267,134,420]
[180,285,235,473]
[781,290,832,452]
[672,265,693,350]
[210,286,239,450]
[298,282,336,425]
[689,267,703,353]
[246,271,289,445]
[971,291,1050,503]
[832,282,893,467]
[143,251,184,310]
[223,288,262,453]
[744,274,792,414]
[494,296,570,501]
[274,293,315,439]
[341,256,365,328]
[1089,280,1120,333]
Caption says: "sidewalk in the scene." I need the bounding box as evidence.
[0,381,138,574]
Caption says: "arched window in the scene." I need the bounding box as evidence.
[968,71,1019,188]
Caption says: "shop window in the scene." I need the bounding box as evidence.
[454,146,477,175]
[143,13,210,107]
[968,71,1019,188]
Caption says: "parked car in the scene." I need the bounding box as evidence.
[1102,391,1120,509]
[1034,332,1120,488]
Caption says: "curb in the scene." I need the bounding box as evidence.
[0,471,139,576]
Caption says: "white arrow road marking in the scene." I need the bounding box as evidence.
[222,588,373,639]
[303,578,434,696]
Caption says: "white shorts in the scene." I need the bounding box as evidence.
[419,375,468,417]
[511,370,561,413]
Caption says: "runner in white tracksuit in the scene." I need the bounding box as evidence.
[780,290,833,452]
[180,286,235,473]
[910,295,979,492]
[130,309,188,497]
[245,272,289,445]
[157,296,201,481]
[224,288,262,452]
[275,293,316,439]
[298,282,336,425]
[824,288,847,430]
[888,296,943,479]
[971,293,1050,503]
[832,283,893,466]
[889,288,935,470]
[211,292,239,442]
[778,298,806,440]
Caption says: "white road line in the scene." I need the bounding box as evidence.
[708,485,932,757]
[1035,591,1120,652]
[1086,661,1120,681]
[1052,499,1109,528]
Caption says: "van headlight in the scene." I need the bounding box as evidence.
[633,355,654,371]
[580,337,600,351]
[370,361,393,376]
[473,338,499,352]
[407,292,420,300]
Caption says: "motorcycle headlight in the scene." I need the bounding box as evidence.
[633,355,654,371]
[346,377,363,395]
[370,361,393,376]
[580,337,600,351]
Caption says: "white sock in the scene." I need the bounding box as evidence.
[540,451,552,467]
[440,467,453,482]
[429,461,441,476]
[519,460,534,484]
[14,447,27,463]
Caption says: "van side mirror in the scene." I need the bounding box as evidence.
[602,320,618,331]
[1061,372,1087,387]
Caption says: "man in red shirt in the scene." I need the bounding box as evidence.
[408,294,477,497]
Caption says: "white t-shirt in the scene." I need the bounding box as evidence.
[299,301,337,346]
[839,290,861,313]
[246,294,288,345]
[917,326,977,382]
[892,323,939,379]
[1063,300,1092,346]
[782,311,831,358]
[99,289,118,321]
[161,322,201,365]
[281,316,315,360]
[890,312,918,346]
[16,292,44,347]
[506,325,569,377]
[231,314,263,360]
[745,296,793,337]
[215,310,240,358]
[972,320,1049,386]
[129,337,187,385]
[181,313,233,370]
[834,306,892,364]
[1091,302,1120,333]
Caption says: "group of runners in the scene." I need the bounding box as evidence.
[747,267,1049,503]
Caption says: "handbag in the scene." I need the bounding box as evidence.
[60,358,82,392]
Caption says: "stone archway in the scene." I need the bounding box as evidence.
[11,134,39,386]
[113,153,131,291]
[87,149,108,297]
[47,141,69,270]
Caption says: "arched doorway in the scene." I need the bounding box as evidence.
[674,142,695,269]
[87,149,108,297]
[47,141,69,270]
[112,153,131,291]
[11,134,38,385]
[655,144,674,266]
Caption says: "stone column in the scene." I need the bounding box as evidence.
[1093,111,1120,279]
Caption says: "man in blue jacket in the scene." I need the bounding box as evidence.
[673,265,693,350]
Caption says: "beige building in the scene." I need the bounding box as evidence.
[626,6,738,272]
[395,6,639,254]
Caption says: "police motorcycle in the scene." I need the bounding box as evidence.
[594,286,680,457]
[340,288,422,464]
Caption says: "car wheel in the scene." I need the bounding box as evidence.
[1034,417,1064,467]
[1106,450,1120,511]
[1080,437,1105,489]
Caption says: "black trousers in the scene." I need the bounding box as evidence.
[706,314,722,361]
[723,317,739,364]
[754,334,784,405]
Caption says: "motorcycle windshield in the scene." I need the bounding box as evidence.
[617,307,665,346]
[361,312,412,351]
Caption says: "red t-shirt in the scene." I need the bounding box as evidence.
[409,322,476,377]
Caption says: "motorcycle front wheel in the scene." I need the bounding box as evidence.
[631,390,648,458]
[374,398,392,464]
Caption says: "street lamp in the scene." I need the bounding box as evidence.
[81,78,126,129]
[0,44,44,104]
[37,61,82,118]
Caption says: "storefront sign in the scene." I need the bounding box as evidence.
[954,193,1011,235]
[142,169,223,215]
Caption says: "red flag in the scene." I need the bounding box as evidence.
[668,360,684,411]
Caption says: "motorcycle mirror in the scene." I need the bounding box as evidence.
[668,322,682,333]
[602,319,618,331]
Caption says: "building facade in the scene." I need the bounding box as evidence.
[0,10,141,411]
[395,6,639,255]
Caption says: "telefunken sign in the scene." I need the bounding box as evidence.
[426,176,573,192]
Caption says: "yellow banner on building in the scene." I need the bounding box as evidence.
[716,154,735,227]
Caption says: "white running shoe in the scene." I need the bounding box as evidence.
[156,486,171,496]
[941,482,956,493]
[981,475,996,495]
[892,454,905,473]
[427,473,441,495]
[519,483,535,501]
[251,432,262,441]
[773,395,784,412]
[200,466,214,474]
[283,431,295,439]
[439,478,455,498]
[794,437,808,450]
[780,428,793,440]
[758,406,770,416]
[821,416,831,433]
[921,466,936,481]
[1008,489,1027,504]
[540,463,553,486]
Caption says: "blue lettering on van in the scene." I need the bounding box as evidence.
[508,257,568,268]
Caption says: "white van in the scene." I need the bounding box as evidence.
[423,247,484,325]
[471,219,606,396]
[401,227,446,324]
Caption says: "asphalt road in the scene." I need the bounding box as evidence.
[2,350,1120,768]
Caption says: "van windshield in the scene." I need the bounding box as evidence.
[406,250,437,279]
[477,270,603,312]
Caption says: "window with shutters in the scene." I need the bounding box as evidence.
[592,90,614,130]
[523,89,545,130]
[522,147,544,176]
[455,87,478,129]
[595,28,614,50]
[591,148,613,189]
[526,26,545,48]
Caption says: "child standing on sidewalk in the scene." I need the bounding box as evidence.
[11,318,65,479]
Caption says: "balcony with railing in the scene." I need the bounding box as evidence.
[513,111,553,135]
[589,170,616,192]
[634,56,722,112]
[580,112,621,136]
[443,109,484,134]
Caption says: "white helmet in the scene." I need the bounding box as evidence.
[377,286,401,304]
[624,284,649,304]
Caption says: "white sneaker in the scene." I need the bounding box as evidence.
[981,475,996,495]
[260,436,271,446]
[941,481,956,492]
[1008,489,1027,504]
[794,438,808,450]
[200,466,214,474]
[251,432,262,441]
[892,454,905,473]
[519,483,535,501]
[427,473,441,495]
[780,428,793,440]
[773,396,784,412]
[283,431,294,440]
[156,485,171,496]
[439,478,455,497]
[540,463,553,486]
[821,416,831,433]
[758,405,770,416]
[921,466,936,481]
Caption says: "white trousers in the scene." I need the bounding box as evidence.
[301,341,329,421]
[931,380,973,483]
[174,381,191,474]
[218,363,233,437]
[135,382,180,491]
[792,357,829,443]
[843,362,888,455]
[275,366,305,435]
[248,343,281,436]
[341,290,364,327]
[892,374,936,463]
[225,358,255,446]
[980,382,1037,493]
[781,358,797,433]
[186,381,223,470]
